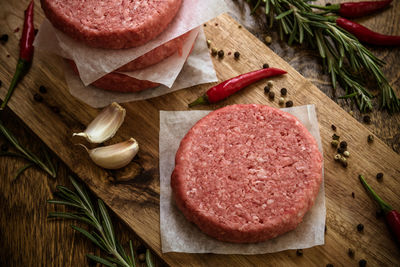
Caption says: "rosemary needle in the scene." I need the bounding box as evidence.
[246,0,400,113]
[48,176,155,267]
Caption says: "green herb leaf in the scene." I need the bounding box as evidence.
[86,254,116,267]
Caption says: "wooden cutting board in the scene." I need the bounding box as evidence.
[1,1,399,266]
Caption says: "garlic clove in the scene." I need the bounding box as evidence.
[73,102,126,143]
[79,138,139,170]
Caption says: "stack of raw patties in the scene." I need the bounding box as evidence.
[40,0,199,93]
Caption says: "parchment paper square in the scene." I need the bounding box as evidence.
[159,105,325,254]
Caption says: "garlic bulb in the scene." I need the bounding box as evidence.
[79,138,139,169]
[73,102,126,143]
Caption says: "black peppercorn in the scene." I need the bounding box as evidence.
[296,249,303,256]
[268,91,275,99]
[352,192,355,198]
[376,172,383,181]
[357,223,364,232]
[332,133,340,140]
[337,147,345,154]
[280,88,287,96]
[0,34,8,44]
[326,264,334,267]
[348,248,355,258]
[33,93,43,102]
[217,50,224,58]
[1,143,9,152]
[51,106,60,113]
[363,115,371,124]
[264,86,270,94]
[263,63,269,69]
[339,141,347,149]
[331,124,336,131]
[234,51,240,59]
[285,100,293,107]
[359,259,367,267]
[39,85,47,94]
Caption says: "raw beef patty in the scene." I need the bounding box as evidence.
[171,104,323,243]
[41,0,183,49]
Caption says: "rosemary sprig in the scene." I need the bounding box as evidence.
[48,176,155,267]
[247,0,400,113]
[0,120,56,179]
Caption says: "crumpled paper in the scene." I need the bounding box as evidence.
[159,105,325,254]
[35,0,229,85]
[62,27,217,108]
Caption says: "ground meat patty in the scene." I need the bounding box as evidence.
[171,104,323,243]
[117,32,189,72]
[41,0,182,49]
[69,61,159,92]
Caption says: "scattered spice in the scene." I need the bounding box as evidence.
[343,150,350,157]
[215,23,218,26]
[340,157,348,167]
[238,25,242,29]
[280,88,287,96]
[51,106,60,113]
[268,91,275,99]
[357,223,364,232]
[331,124,337,131]
[218,50,224,58]
[326,264,334,267]
[228,51,232,56]
[263,63,269,69]
[331,140,339,147]
[376,209,384,219]
[278,97,285,105]
[14,27,20,33]
[6,55,10,58]
[203,24,207,27]
[296,249,303,256]
[33,93,43,102]
[1,143,9,152]
[211,48,218,56]
[0,34,8,44]
[334,154,341,161]
[337,147,345,154]
[206,39,211,47]
[363,115,371,124]
[349,110,354,116]
[265,35,272,44]
[367,134,374,143]
[376,172,383,181]
[189,68,287,107]
[285,100,293,107]
[359,259,367,267]
[264,86,270,94]
[267,80,274,87]
[234,51,240,59]
[339,141,347,149]
[332,133,340,140]
[352,192,355,198]
[39,85,47,94]
[348,248,355,258]
[138,253,146,262]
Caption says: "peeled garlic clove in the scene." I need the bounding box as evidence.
[73,102,126,143]
[79,138,139,170]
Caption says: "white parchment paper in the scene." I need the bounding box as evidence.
[159,105,325,254]
[34,0,229,85]
[62,28,217,108]
[34,20,200,88]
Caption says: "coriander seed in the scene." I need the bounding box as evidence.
[265,35,272,44]
[267,80,274,87]
[211,48,218,56]
[367,134,374,143]
[331,140,339,147]
[278,97,285,105]
[334,154,341,161]
[206,39,211,47]
[332,133,340,140]
[343,150,350,157]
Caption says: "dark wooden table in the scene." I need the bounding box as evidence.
[1,0,399,266]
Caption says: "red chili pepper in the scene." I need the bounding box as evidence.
[359,175,400,243]
[311,0,392,18]
[0,1,35,110]
[188,67,287,107]
[336,17,400,46]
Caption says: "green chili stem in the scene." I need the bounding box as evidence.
[359,174,392,214]
[188,95,209,108]
[1,59,30,110]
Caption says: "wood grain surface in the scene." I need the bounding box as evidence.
[0,0,399,266]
